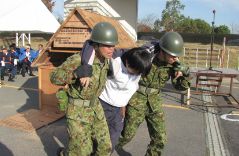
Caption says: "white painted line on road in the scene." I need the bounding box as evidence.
[202,81,229,156]
[53,136,65,148]
[162,104,190,110]
[205,106,227,156]
[220,114,239,122]
[1,84,38,92]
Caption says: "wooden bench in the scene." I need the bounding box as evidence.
[189,68,239,105]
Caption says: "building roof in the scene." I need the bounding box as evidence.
[32,8,136,66]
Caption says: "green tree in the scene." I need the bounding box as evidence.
[138,14,157,32]
[175,17,194,33]
[194,19,211,34]
[153,19,161,32]
[138,14,157,29]
[137,24,152,32]
[215,25,230,34]
[176,17,211,34]
[161,0,185,31]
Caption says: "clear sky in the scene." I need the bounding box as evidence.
[52,0,64,20]
[52,0,239,33]
[138,0,239,33]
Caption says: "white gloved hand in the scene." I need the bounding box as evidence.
[14,59,18,66]
[1,61,5,66]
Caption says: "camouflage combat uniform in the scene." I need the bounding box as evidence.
[118,57,190,156]
[50,53,112,156]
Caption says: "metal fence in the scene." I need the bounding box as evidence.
[182,47,239,70]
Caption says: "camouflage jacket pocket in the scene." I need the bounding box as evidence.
[148,93,163,113]
[92,100,105,121]
[56,89,68,112]
[66,102,94,124]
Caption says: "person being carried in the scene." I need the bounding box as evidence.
[50,22,118,156]
[79,41,153,152]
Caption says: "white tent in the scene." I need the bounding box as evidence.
[0,0,60,46]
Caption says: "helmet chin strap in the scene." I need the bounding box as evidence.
[158,50,168,64]
[94,44,105,63]
[163,52,167,63]
[154,50,167,65]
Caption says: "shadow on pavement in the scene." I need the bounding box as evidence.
[36,118,68,156]
[17,77,39,112]
[0,142,14,156]
[115,147,132,156]
[15,76,68,156]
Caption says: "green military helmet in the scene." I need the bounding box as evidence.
[90,22,119,46]
[159,32,184,57]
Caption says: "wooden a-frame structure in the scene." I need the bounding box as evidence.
[33,8,136,111]
[0,8,137,132]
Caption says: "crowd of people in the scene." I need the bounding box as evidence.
[0,43,43,82]
[51,22,190,156]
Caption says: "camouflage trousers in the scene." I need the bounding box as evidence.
[118,91,167,156]
[65,98,112,156]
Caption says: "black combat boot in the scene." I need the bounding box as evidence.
[29,73,35,76]
[8,74,14,82]
[56,147,65,156]
[21,71,25,77]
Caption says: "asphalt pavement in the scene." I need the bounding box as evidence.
[1,70,239,156]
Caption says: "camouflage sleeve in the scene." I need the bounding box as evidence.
[170,61,191,91]
[50,54,81,86]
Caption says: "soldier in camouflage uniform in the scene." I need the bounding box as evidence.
[117,32,191,156]
[50,22,118,156]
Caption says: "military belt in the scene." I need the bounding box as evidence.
[138,85,158,94]
[69,98,91,107]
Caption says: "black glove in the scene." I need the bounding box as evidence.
[172,76,191,90]
[74,64,93,78]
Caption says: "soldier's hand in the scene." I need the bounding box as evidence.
[172,60,190,77]
[80,77,91,87]
[64,84,69,89]
[175,71,183,79]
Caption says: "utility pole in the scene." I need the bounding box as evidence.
[209,9,216,70]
